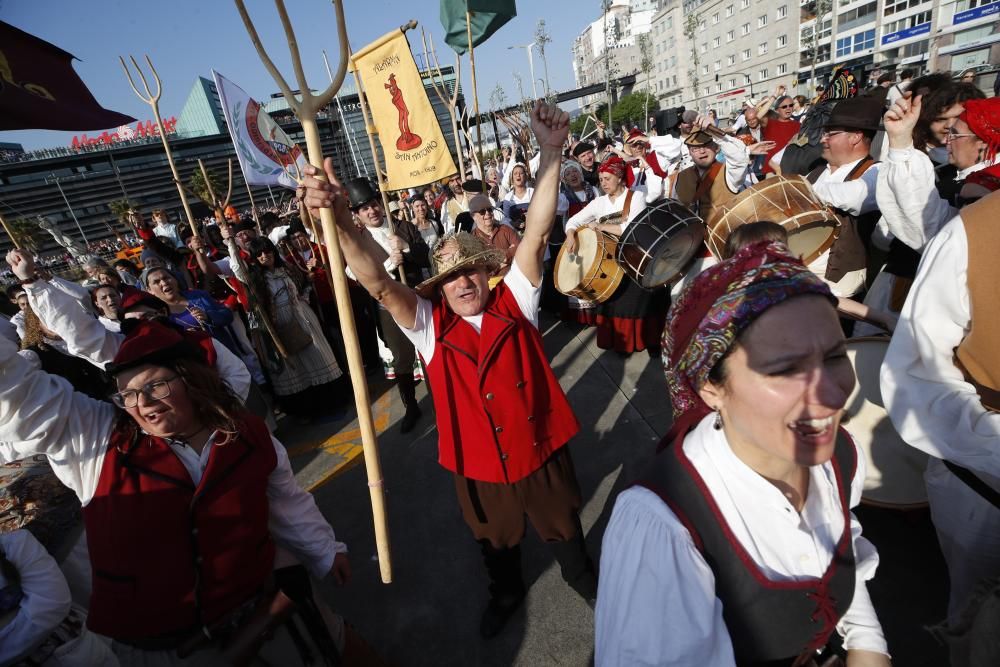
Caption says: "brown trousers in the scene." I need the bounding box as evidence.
[454,446,583,549]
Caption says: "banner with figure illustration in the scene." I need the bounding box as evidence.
[212,70,307,190]
[351,30,457,190]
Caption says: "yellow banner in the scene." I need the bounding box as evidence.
[351,30,457,191]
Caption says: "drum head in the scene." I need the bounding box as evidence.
[617,199,705,289]
[845,338,929,509]
[555,228,599,293]
[643,222,705,288]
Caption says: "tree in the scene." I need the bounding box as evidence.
[5,217,47,254]
[637,33,655,131]
[683,14,701,108]
[107,199,134,223]
[189,167,224,208]
[612,93,657,129]
[534,19,553,98]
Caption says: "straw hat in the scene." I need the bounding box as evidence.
[414,232,505,298]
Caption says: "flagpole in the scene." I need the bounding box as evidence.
[243,181,262,232]
[266,184,277,208]
[465,5,483,160]
[235,0,392,583]
[0,213,20,250]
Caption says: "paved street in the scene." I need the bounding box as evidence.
[282,313,950,667]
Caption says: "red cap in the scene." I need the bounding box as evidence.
[598,154,627,179]
[960,98,1000,163]
[110,319,216,375]
[120,290,168,315]
[626,128,648,144]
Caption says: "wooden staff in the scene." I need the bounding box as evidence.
[421,29,464,180]
[244,182,262,231]
[235,0,392,583]
[120,55,198,238]
[0,213,21,250]
[197,158,235,227]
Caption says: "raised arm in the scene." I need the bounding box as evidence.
[515,100,570,287]
[302,160,419,329]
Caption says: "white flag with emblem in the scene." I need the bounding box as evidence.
[212,70,307,190]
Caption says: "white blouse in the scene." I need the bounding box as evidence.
[595,415,888,666]
[565,189,648,232]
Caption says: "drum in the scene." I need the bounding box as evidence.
[844,337,929,509]
[705,175,839,264]
[554,227,625,303]
[616,199,706,289]
[1,456,82,561]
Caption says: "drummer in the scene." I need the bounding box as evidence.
[564,155,667,355]
[803,97,883,300]
[671,127,756,223]
[596,240,890,666]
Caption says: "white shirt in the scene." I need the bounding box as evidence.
[595,416,888,666]
[881,216,1000,486]
[565,189,648,232]
[24,280,252,403]
[0,335,344,581]
[151,222,183,248]
[886,81,909,108]
[875,146,957,251]
[399,260,540,365]
[808,157,881,297]
[501,188,534,229]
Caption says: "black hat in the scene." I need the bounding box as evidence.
[824,97,883,132]
[462,179,485,194]
[231,219,257,234]
[345,177,379,209]
[572,142,595,157]
[287,218,307,237]
[653,107,685,135]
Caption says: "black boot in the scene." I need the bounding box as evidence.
[396,373,422,434]
[478,540,526,639]
[549,525,598,604]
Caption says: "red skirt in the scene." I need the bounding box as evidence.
[595,279,669,354]
[562,307,598,327]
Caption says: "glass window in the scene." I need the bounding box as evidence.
[777,5,788,18]
[777,62,788,75]
[741,0,750,8]
[952,46,990,68]
[836,36,852,58]
[777,34,788,48]
[758,42,769,54]
[727,54,736,65]
[712,12,720,23]
[758,14,768,27]
[727,30,735,42]
[853,29,875,51]
[726,4,735,16]
[759,68,769,81]
[713,36,721,47]
[714,60,722,70]
[742,48,752,60]
[741,23,751,35]
[954,25,995,45]
[902,39,929,57]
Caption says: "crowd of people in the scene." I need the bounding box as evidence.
[0,62,998,666]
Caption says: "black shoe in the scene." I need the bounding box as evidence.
[400,404,422,434]
[479,591,525,639]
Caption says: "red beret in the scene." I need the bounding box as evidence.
[110,319,216,375]
[598,154,627,179]
[120,290,168,315]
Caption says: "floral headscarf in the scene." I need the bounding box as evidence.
[661,241,836,442]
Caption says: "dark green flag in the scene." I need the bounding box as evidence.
[440,0,517,55]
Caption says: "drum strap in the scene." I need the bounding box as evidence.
[693,162,723,204]
[943,461,1000,510]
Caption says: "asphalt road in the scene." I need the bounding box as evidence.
[283,312,950,667]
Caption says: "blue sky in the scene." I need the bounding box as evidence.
[1,0,591,151]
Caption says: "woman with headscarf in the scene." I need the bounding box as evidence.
[596,241,891,666]
[564,154,667,354]
[232,236,344,420]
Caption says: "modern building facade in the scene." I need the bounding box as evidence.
[929,0,999,75]
[0,68,465,254]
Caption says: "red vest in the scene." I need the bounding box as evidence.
[82,415,277,640]
[425,283,580,483]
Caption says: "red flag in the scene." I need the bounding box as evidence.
[0,21,135,131]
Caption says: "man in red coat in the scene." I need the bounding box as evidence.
[303,100,597,639]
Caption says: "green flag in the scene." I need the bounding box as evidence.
[440,0,517,55]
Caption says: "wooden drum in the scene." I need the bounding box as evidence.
[705,175,839,264]
[554,227,625,303]
[616,199,705,289]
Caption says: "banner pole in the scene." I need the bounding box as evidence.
[244,182,262,231]
[465,9,483,159]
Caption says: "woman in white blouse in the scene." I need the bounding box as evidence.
[563,155,665,355]
[501,163,533,233]
[596,241,891,667]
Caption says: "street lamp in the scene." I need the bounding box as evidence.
[508,44,538,99]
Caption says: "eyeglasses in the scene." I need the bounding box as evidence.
[474,208,494,216]
[821,130,848,138]
[945,130,978,141]
[778,104,795,109]
[111,375,179,409]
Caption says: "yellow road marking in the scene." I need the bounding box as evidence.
[295,393,393,492]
